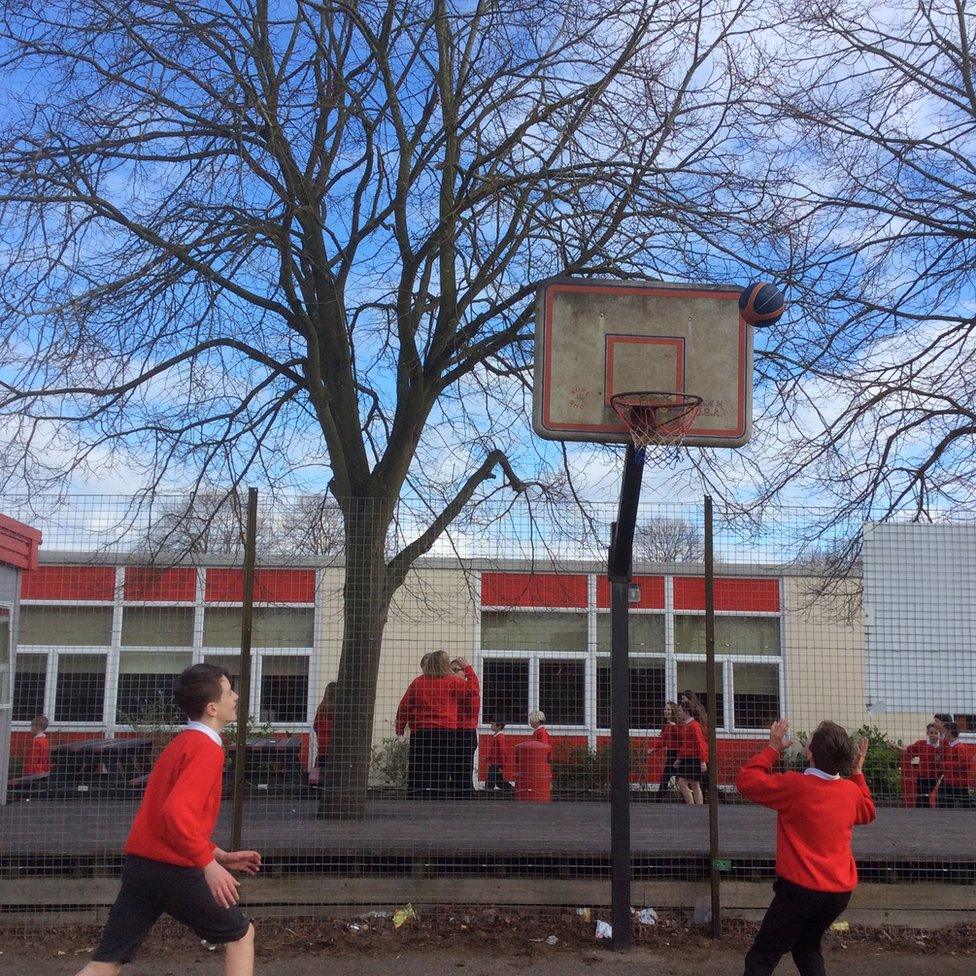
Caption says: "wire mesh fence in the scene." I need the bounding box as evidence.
[1,492,974,933]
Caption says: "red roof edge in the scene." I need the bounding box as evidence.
[0,515,42,571]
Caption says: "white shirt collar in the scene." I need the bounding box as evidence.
[948,738,962,748]
[186,720,223,747]
[804,766,841,781]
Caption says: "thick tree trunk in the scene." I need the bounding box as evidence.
[318,501,392,819]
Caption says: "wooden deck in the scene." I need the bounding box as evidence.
[2,798,974,877]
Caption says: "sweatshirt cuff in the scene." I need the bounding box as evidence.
[192,844,218,869]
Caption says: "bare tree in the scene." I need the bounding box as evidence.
[731,0,976,560]
[634,516,704,563]
[0,0,766,814]
[141,490,343,558]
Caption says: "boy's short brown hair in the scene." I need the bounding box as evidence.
[808,721,857,776]
[173,663,231,721]
[31,714,49,732]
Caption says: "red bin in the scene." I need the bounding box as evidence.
[515,739,552,802]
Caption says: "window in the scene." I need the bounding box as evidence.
[674,615,780,655]
[13,653,47,721]
[20,606,113,646]
[596,656,665,729]
[481,659,529,724]
[116,651,193,723]
[203,654,245,693]
[121,607,194,647]
[676,660,724,730]
[732,663,780,729]
[259,655,309,723]
[203,607,314,647]
[595,614,664,653]
[55,654,107,722]
[481,611,586,652]
[538,658,586,725]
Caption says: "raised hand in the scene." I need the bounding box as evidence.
[768,719,792,752]
[852,736,869,776]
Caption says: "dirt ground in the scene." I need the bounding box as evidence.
[2,913,974,976]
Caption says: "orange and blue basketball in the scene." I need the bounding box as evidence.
[738,282,785,326]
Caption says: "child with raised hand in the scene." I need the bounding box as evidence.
[738,719,875,976]
[74,663,260,976]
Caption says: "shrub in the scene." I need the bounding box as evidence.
[370,735,409,789]
[854,724,902,802]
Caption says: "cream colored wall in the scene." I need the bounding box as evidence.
[784,576,932,745]
[311,565,478,746]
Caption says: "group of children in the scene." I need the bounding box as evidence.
[392,650,552,796]
[899,714,973,808]
[68,659,883,976]
[646,693,710,804]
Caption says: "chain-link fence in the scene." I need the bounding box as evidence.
[1,493,974,931]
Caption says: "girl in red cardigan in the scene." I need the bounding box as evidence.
[396,651,476,799]
[673,700,708,804]
[938,722,973,808]
[76,664,260,976]
[646,702,679,801]
[23,714,52,777]
[451,656,481,799]
[311,681,336,786]
[738,719,874,976]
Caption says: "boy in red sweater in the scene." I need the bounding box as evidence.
[482,722,514,792]
[23,714,52,776]
[737,719,875,976]
[938,722,973,808]
[74,664,261,976]
[898,723,941,808]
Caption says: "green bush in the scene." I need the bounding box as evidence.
[370,735,409,789]
[552,741,645,795]
[854,724,902,801]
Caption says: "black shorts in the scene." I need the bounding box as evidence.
[674,757,703,782]
[93,855,251,963]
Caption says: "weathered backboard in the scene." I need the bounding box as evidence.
[533,280,752,447]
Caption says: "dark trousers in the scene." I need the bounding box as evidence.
[743,877,851,976]
[407,729,453,799]
[938,784,971,809]
[486,764,513,791]
[450,729,478,798]
[914,777,937,808]
[654,750,677,801]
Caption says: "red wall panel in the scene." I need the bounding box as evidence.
[596,575,665,609]
[481,572,588,608]
[21,565,116,601]
[673,577,779,612]
[124,567,197,602]
[205,567,316,603]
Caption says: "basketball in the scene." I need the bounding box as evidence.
[738,282,785,326]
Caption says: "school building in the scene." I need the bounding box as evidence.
[6,552,958,782]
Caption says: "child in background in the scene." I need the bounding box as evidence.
[23,714,52,777]
[646,702,679,801]
[938,722,973,808]
[673,700,707,805]
[311,681,336,786]
[451,657,481,799]
[529,710,551,753]
[482,722,514,792]
[737,719,874,976]
[898,723,941,808]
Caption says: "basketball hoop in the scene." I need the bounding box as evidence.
[610,391,704,449]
